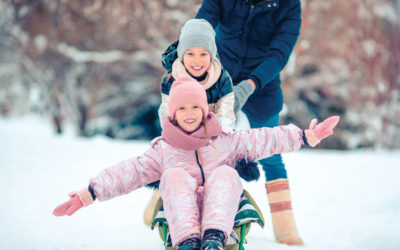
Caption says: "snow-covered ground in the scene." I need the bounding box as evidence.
[1,116,400,250]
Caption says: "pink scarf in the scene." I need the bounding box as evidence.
[162,112,222,151]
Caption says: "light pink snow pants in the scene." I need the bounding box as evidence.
[159,165,243,248]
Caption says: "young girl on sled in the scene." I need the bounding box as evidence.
[53,76,340,250]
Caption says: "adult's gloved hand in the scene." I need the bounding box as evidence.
[304,116,340,147]
[53,188,94,216]
[233,80,255,114]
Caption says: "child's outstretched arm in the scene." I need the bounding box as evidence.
[230,116,340,161]
[52,142,163,216]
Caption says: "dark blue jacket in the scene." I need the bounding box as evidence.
[196,0,301,120]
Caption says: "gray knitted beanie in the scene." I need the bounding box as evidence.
[177,19,217,61]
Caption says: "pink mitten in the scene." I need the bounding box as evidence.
[53,188,94,216]
[53,194,83,216]
[304,116,340,147]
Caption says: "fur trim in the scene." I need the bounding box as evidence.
[304,129,320,147]
[69,188,94,207]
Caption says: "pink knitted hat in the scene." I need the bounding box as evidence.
[168,76,209,120]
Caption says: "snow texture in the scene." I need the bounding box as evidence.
[1,116,400,250]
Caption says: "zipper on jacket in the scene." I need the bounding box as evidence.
[195,150,206,185]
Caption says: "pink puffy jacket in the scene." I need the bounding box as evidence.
[89,124,304,201]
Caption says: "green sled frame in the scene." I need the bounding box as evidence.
[150,189,265,250]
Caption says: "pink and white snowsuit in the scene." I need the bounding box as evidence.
[89,117,304,247]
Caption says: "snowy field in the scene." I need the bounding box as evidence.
[1,116,400,250]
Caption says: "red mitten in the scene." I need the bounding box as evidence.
[53,188,94,216]
[305,116,340,147]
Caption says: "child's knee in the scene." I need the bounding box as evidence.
[210,165,240,183]
[215,165,237,175]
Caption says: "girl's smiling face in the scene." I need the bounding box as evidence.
[182,47,211,77]
[175,103,203,132]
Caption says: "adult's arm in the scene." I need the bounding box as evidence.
[249,1,302,89]
[195,0,222,28]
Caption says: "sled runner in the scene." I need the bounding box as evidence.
[151,189,264,250]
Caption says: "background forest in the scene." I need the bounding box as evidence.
[1,0,399,149]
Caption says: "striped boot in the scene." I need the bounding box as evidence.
[266,178,304,245]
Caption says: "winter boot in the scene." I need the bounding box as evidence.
[202,229,225,250]
[143,189,160,226]
[177,237,201,250]
[266,178,304,245]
